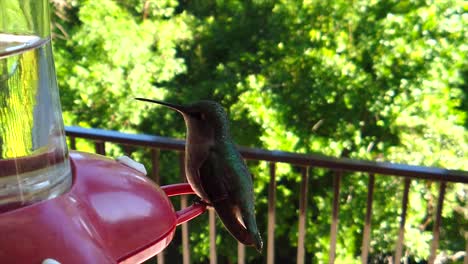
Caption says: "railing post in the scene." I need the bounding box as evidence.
[151,149,161,184]
[395,178,411,264]
[123,145,133,156]
[329,171,342,264]
[69,136,76,150]
[464,238,468,264]
[361,174,375,264]
[179,152,190,264]
[94,141,105,155]
[267,162,277,264]
[209,209,217,264]
[237,242,245,264]
[297,166,309,264]
[237,159,249,264]
[151,148,164,264]
[428,181,447,264]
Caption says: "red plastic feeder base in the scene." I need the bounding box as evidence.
[0,151,206,264]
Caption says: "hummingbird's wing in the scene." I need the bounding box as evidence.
[198,147,257,247]
[186,145,212,202]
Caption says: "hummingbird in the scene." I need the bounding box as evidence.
[135,98,263,252]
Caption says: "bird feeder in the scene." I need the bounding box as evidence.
[0,1,205,263]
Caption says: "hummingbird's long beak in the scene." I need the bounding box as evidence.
[135,98,188,114]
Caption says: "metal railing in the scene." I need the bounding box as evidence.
[65,126,468,264]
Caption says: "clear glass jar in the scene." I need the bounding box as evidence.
[0,0,72,212]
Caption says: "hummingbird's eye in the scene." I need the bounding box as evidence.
[192,111,205,120]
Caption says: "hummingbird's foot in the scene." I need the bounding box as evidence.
[192,197,212,207]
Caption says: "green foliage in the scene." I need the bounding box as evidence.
[53,0,192,131]
[51,0,467,263]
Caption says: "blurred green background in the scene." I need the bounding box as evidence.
[50,0,467,263]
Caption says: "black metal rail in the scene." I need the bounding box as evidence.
[65,126,468,264]
[65,126,468,183]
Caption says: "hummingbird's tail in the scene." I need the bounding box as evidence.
[213,201,263,252]
[244,211,263,253]
[251,229,263,253]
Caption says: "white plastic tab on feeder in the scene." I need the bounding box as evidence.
[42,259,61,264]
[116,156,147,175]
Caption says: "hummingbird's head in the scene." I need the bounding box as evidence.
[135,98,230,141]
